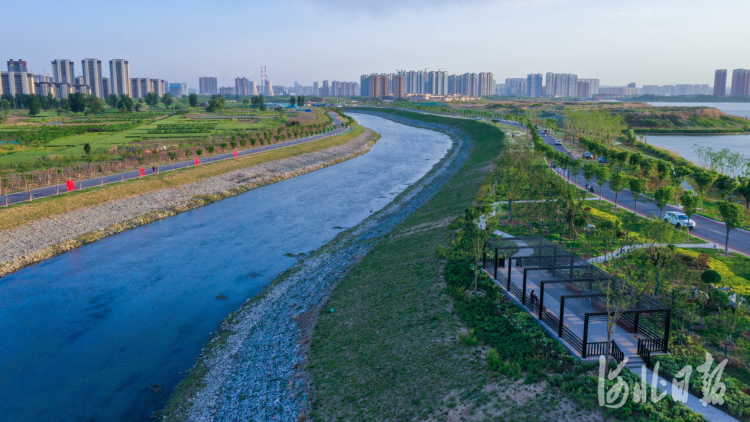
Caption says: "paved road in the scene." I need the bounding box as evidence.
[542,132,750,257]
[2,112,347,206]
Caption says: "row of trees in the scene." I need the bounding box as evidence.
[529,123,747,252]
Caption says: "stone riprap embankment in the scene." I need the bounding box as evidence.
[163,113,473,422]
[0,128,378,279]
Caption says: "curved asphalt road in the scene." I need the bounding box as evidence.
[541,132,750,257]
[3,112,347,206]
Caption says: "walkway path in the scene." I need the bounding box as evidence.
[487,233,738,422]
[587,242,719,263]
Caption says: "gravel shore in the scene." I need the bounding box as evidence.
[162,113,473,422]
[0,128,378,279]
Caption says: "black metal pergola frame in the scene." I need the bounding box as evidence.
[483,236,673,360]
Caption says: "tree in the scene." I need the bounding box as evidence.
[656,160,673,187]
[629,177,646,214]
[717,201,744,254]
[715,175,739,201]
[670,166,692,203]
[609,171,625,208]
[654,185,675,219]
[206,95,226,113]
[28,95,41,116]
[737,176,750,209]
[106,94,119,108]
[560,186,587,237]
[85,95,104,115]
[84,143,92,156]
[162,93,173,108]
[694,169,719,196]
[680,191,701,241]
[289,96,296,107]
[189,93,198,107]
[251,95,265,110]
[595,165,609,202]
[69,93,87,113]
[116,95,134,112]
[297,95,306,107]
[135,103,142,112]
[60,98,70,112]
[582,162,597,188]
[1,98,10,111]
[145,92,159,107]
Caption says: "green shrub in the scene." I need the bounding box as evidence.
[701,269,721,285]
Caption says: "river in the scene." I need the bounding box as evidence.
[0,113,452,422]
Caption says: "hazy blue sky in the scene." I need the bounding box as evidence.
[5,0,749,88]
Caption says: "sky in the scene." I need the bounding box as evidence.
[4,0,750,88]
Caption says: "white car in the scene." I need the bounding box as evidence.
[664,211,696,229]
[554,140,562,145]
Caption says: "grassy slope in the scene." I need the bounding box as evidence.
[0,125,364,232]
[308,111,587,421]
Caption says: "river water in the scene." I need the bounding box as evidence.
[0,114,452,422]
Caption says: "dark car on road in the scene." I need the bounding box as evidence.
[598,156,609,163]
[583,152,593,159]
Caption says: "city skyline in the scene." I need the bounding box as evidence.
[4,0,750,87]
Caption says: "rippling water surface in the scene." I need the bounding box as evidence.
[0,113,452,422]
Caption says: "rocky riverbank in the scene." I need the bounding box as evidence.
[0,128,379,279]
[161,114,473,421]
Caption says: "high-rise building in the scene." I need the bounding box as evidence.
[81,59,104,98]
[713,69,727,97]
[131,78,150,99]
[321,80,330,97]
[579,78,600,96]
[219,86,234,96]
[199,77,218,95]
[504,78,526,96]
[526,74,543,97]
[730,69,749,96]
[405,70,425,94]
[235,77,252,96]
[392,74,406,98]
[2,59,35,96]
[577,81,591,99]
[109,59,131,97]
[151,79,166,97]
[367,74,390,98]
[545,73,578,97]
[51,60,75,84]
[478,73,494,97]
[359,75,369,96]
[7,59,28,72]
[1,71,36,96]
[102,77,111,98]
[426,71,447,95]
[312,81,320,96]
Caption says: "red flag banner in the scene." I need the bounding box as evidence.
[233,150,238,158]
[195,157,200,166]
[66,180,75,191]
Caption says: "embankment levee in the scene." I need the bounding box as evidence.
[0,127,379,279]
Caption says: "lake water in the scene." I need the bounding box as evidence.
[0,113,452,422]
[642,133,750,169]
[640,102,750,169]
[645,101,750,119]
